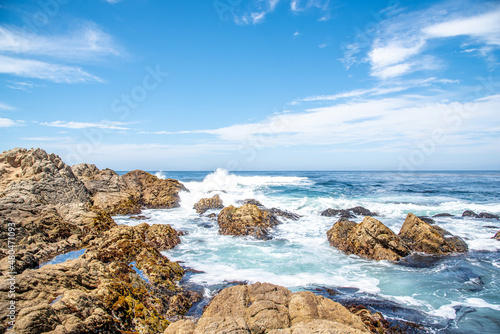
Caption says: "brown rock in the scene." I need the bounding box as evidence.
[167,283,370,334]
[399,213,468,255]
[495,230,500,240]
[194,194,224,214]
[327,217,410,261]
[218,204,279,240]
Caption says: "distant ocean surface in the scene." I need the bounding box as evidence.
[114,170,500,333]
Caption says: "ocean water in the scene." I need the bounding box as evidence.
[114,169,500,333]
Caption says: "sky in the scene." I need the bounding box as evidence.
[0,0,499,171]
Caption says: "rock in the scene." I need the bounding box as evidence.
[321,206,376,218]
[73,165,188,215]
[207,213,218,219]
[0,223,198,334]
[321,209,355,219]
[418,216,435,224]
[462,210,479,218]
[494,230,500,240]
[433,213,454,217]
[327,217,410,261]
[478,212,500,219]
[399,213,468,255]
[241,199,265,208]
[130,215,149,220]
[193,194,224,214]
[165,283,370,334]
[218,204,279,240]
[265,207,301,221]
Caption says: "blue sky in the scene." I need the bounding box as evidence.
[0,0,499,171]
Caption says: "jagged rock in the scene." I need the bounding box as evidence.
[462,210,479,218]
[494,230,500,240]
[72,165,188,215]
[265,207,301,221]
[399,213,468,255]
[433,213,454,217]
[218,204,279,240]
[0,223,198,334]
[165,283,370,334]
[478,212,499,219]
[321,206,377,218]
[193,194,224,214]
[327,217,410,261]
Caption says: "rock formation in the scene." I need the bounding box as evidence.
[327,217,410,261]
[72,164,187,215]
[0,148,197,333]
[399,213,468,255]
[218,204,279,240]
[193,194,224,214]
[165,282,371,334]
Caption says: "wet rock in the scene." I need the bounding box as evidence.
[193,194,224,214]
[418,216,435,224]
[321,206,377,218]
[433,213,454,217]
[130,215,149,220]
[478,212,499,219]
[265,207,301,221]
[241,198,265,208]
[327,217,410,261]
[218,204,279,240]
[206,213,217,219]
[494,230,500,240]
[399,213,468,255]
[462,210,479,218]
[165,282,370,334]
[0,223,198,334]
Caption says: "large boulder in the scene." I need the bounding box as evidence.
[165,283,370,334]
[399,213,468,255]
[327,217,410,261]
[462,210,479,218]
[193,194,224,214]
[218,204,279,240]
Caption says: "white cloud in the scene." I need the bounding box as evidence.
[0,55,102,83]
[0,118,20,127]
[344,2,500,79]
[41,121,130,130]
[318,43,327,48]
[0,23,120,83]
[5,81,41,91]
[423,9,500,46]
[104,0,123,3]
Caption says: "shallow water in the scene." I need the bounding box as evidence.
[115,170,500,333]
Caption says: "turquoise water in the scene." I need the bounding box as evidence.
[115,170,500,333]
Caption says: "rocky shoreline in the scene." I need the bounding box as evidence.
[1,148,499,333]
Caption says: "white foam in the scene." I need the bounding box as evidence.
[155,171,167,179]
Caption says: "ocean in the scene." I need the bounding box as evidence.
[114,169,500,333]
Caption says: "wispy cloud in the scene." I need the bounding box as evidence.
[0,23,121,83]
[41,121,130,130]
[342,2,500,79]
[20,136,73,141]
[0,55,102,83]
[0,102,15,110]
[232,0,330,25]
[104,0,123,4]
[5,81,43,92]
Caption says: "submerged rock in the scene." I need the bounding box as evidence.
[326,217,410,261]
[433,213,454,217]
[218,204,279,240]
[478,212,500,219]
[241,198,265,208]
[399,213,468,255]
[265,207,301,221]
[418,216,435,224]
[462,210,479,218]
[165,282,370,334]
[193,194,224,214]
[321,206,377,218]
